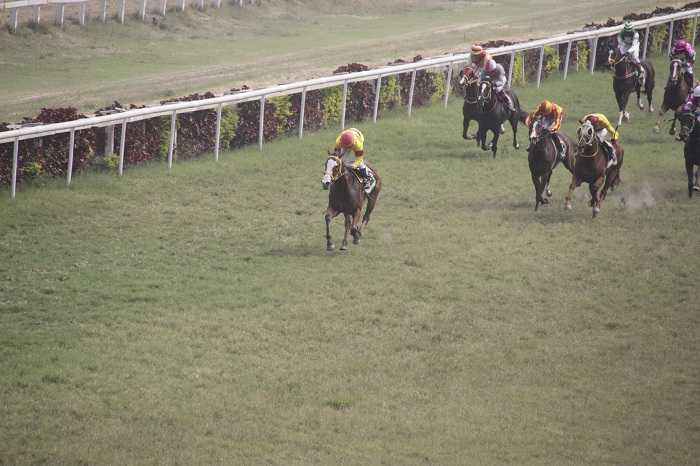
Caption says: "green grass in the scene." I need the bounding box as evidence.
[0,0,680,120]
[1,56,700,465]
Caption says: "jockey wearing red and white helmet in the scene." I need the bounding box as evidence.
[672,38,696,88]
[470,44,515,112]
[333,127,375,193]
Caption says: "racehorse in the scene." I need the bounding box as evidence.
[564,120,624,217]
[676,112,700,197]
[321,154,381,251]
[527,119,575,211]
[475,78,526,158]
[459,67,482,140]
[654,58,690,135]
[608,49,655,126]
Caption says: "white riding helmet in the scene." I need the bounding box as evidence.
[693,86,700,99]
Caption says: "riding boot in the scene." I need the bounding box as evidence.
[684,71,695,89]
[502,92,516,113]
[358,166,374,193]
[604,141,617,168]
[552,134,565,161]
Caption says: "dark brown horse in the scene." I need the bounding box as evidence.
[527,119,575,211]
[459,67,482,140]
[654,58,690,135]
[608,49,655,126]
[677,111,700,197]
[321,155,381,251]
[565,121,624,218]
[475,79,526,158]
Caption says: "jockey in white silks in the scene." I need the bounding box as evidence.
[469,44,515,112]
[616,21,644,86]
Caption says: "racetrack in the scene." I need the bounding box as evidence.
[1,54,699,464]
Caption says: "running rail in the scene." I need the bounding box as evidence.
[3,7,700,198]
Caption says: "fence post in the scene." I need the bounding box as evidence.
[507,51,515,86]
[33,5,41,24]
[443,64,453,108]
[118,120,127,176]
[642,25,650,60]
[161,0,167,15]
[667,21,674,57]
[258,96,265,151]
[340,80,348,130]
[102,0,107,21]
[119,0,126,23]
[168,111,176,170]
[140,0,147,20]
[179,0,185,12]
[67,130,75,185]
[199,0,204,9]
[589,37,598,74]
[372,75,382,123]
[11,138,19,200]
[216,0,221,7]
[408,70,417,117]
[693,16,698,47]
[521,52,526,84]
[80,3,87,25]
[299,88,307,139]
[9,9,19,32]
[56,4,65,26]
[536,46,545,88]
[563,41,572,80]
[214,104,222,161]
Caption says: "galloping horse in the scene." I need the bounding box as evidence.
[321,154,381,251]
[527,119,575,211]
[459,67,482,140]
[676,112,700,197]
[608,49,655,126]
[565,121,624,217]
[654,58,690,134]
[476,78,526,158]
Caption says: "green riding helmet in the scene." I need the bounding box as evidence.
[621,21,635,38]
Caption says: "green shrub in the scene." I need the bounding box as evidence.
[320,86,342,127]
[379,75,401,111]
[219,107,238,151]
[21,161,43,178]
[512,52,526,87]
[429,70,446,104]
[576,41,589,73]
[269,95,292,134]
[102,154,119,171]
[650,24,669,55]
[543,46,560,78]
[158,116,171,161]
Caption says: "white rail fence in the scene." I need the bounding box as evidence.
[2,8,698,199]
[1,0,254,31]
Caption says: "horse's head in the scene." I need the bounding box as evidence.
[529,119,549,146]
[321,154,343,190]
[677,112,696,142]
[459,67,480,102]
[608,49,631,77]
[576,120,596,149]
[669,58,683,83]
[477,79,492,110]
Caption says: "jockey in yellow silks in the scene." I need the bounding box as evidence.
[579,113,620,168]
[334,128,375,193]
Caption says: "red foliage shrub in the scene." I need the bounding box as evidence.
[334,63,375,121]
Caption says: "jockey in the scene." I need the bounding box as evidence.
[617,21,644,86]
[526,100,565,160]
[681,85,700,118]
[470,44,516,112]
[579,113,620,168]
[671,38,696,89]
[334,127,375,193]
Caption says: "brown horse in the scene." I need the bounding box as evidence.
[654,58,690,135]
[527,119,575,211]
[608,49,655,126]
[321,155,381,251]
[564,121,624,218]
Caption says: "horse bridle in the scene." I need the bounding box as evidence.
[477,80,494,110]
[678,112,696,142]
[576,122,600,158]
[325,155,344,182]
[609,51,635,80]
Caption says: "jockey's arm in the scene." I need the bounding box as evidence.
[599,116,619,140]
[550,106,563,132]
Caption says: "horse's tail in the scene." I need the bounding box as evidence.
[362,176,381,226]
[515,110,528,125]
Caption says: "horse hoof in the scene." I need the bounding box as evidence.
[546,189,553,197]
[564,203,572,211]
[514,144,520,150]
[669,128,677,136]
[327,244,335,251]
[340,244,348,251]
[693,185,700,192]
[541,198,549,205]
[353,237,360,245]
[653,126,660,134]
[592,207,601,217]
[649,106,654,113]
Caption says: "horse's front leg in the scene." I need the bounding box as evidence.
[491,130,500,158]
[340,214,351,250]
[637,87,644,110]
[479,127,490,151]
[654,107,667,133]
[686,157,696,198]
[544,169,554,198]
[350,209,363,244]
[325,208,337,251]
[564,175,580,210]
[463,117,473,140]
[670,114,678,136]
[510,117,520,149]
[591,175,606,218]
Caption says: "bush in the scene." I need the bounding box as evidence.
[269,95,293,134]
[161,92,218,159]
[335,63,375,122]
[320,87,343,127]
[379,75,401,112]
[288,90,323,133]
[219,107,238,151]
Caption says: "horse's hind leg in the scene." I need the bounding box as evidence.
[531,172,542,211]
[544,170,553,198]
[564,175,580,210]
[362,189,380,227]
[510,117,520,149]
[686,157,695,198]
[591,175,606,218]
[491,131,500,158]
[351,209,363,244]
[463,118,473,140]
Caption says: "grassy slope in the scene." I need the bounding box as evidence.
[1,55,699,465]
[0,0,684,121]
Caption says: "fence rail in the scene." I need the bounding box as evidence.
[3,7,700,198]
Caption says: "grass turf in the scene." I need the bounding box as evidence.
[1,55,699,464]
